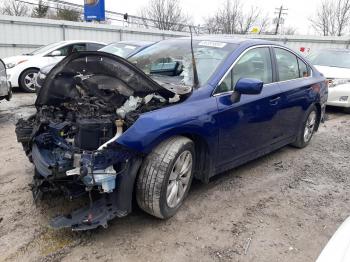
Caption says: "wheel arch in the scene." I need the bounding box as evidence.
[19,67,40,80]
[140,131,215,183]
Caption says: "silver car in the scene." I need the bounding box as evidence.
[0,59,11,102]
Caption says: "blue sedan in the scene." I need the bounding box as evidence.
[16,36,327,230]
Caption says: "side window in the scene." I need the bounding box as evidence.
[215,47,272,94]
[232,47,273,87]
[274,48,299,81]
[55,44,86,56]
[297,58,311,77]
[87,43,105,51]
[55,45,70,56]
[216,71,233,93]
[70,44,86,53]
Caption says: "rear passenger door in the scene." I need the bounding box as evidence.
[273,47,315,139]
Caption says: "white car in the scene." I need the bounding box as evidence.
[317,216,350,262]
[3,40,106,92]
[308,49,350,113]
[0,59,11,102]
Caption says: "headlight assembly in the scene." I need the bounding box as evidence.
[5,60,28,69]
[328,78,350,87]
[5,63,16,69]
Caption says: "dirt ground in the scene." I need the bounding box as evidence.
[1,93,350,262]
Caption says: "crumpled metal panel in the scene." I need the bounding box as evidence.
[36,51,177,106]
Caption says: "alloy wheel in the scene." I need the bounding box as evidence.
[24,72,38,91]
[304,111,316,143]
[166,150,193,208]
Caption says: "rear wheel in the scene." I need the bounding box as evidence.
[19,68,38,93]
[136,136,194,219]
[292,105,318,148]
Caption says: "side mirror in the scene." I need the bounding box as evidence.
[49,50,62,57]
[231,78,264,103]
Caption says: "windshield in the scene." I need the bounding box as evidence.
[99,43,140,58]
[128,39,238,86]
[27,42,64,56]
[308,49,350,69]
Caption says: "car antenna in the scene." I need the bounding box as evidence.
[189,26,199,88]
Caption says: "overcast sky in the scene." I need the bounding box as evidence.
[78,0,319,35]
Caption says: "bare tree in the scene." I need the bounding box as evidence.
[31,0,49,18]
[282,26,297,35]
[1,0,29,16]
[310,0,350,36]
[238,6,260,34]
[257,13,270,34]
[140,0,190,31]
[205,0,268,34]
[218,0,241,34]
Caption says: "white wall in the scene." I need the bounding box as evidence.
[1,15,350,59]
[0,15,187,58]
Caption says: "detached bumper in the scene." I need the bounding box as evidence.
[50,157,142,231]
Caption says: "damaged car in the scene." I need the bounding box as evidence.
[15,37,327,230]
[0,58,12,102]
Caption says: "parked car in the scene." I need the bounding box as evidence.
[3,40,106,93]
[308,48,350,113]
[0,59,12,102]
[15,36,327,230]
[317,216,350,262]
[34,40,154,92]
[99,40,154,58]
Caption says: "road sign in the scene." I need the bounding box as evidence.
[84,0,105,21]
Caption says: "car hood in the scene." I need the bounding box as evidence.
[2,55,31,64]
[36,51,192,106]
[315,65,350,79]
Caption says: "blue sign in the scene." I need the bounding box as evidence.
[84,0,105,21]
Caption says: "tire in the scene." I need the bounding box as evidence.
[292,105,318,148]
[136,136,195,219]
[19,68,39,93]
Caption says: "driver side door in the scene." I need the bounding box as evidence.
[214,46,283,170]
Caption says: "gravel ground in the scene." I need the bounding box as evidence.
[0,93,350,262]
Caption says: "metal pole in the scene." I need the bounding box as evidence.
[274,6,283,35]
[61,24,66,40]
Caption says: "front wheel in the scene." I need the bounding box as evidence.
[19,68,38,93]
[292,105,318,148]
[136,136,194,219]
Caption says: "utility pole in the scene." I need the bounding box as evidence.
[274,5,288,35]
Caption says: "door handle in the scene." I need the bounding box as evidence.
[269,96,281,105]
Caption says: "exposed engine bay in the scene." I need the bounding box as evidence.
[15,52,191,230]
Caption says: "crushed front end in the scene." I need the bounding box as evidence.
[15,51,190,230]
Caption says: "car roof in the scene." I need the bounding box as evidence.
[176,35,278,46]
[110,40,155,47]
[57,40,107,45]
